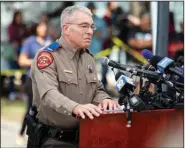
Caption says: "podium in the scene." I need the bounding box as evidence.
[79,109,183,148]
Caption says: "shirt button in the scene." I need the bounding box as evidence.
[94,78,96,80]
[68,113,71,116]
[68,79,70,82]
[80,92,83,95]
[64,110,67,113]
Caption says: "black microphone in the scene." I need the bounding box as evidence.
[150,56,184,78]
[115,71,136,93]
[142,49,184,78]
[101,57,160,80]
[142,63,156,71]
[115,72,146,111]
[101,57,129,71]
[176,56,184,67]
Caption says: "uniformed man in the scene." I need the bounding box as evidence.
[30,5,120,148]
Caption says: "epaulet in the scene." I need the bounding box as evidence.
[85,48,94,57]
[43,41,61,52]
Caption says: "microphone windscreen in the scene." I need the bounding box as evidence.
[100,57,109,66]
[149,56,163,68]
[177,56,184,65]
[115,72,124,81]
[142,49,153,60]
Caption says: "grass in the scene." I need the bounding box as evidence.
[1,97,26,123]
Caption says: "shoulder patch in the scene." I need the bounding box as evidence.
[37,51,53,69]
[44,41,61,52]
[85,48,94,57]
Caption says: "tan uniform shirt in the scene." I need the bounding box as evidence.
[30,36,111,129]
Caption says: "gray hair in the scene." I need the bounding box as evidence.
[60,5,92,29]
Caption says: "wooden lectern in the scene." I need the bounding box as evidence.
[79,109,183,148]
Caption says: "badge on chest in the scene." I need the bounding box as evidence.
[87,65,93,73]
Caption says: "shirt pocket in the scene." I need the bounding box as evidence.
[86,73,97,83]
[85,73,98,102]
[58,72,77,96]
[59,73,77,84]
[86,73,97,92]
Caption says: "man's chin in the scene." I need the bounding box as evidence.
[83,43,90,49]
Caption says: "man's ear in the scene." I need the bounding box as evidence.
[62,24,70,36]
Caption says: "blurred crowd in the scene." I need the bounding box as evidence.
[1,2,184,99]
[0,1,184,146]
[1,1,184,99]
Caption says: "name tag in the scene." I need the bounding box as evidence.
[64,70,73,74]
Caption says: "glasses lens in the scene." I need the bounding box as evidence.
[92,25,96,31]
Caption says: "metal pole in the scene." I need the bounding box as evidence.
[151,2,158,55]
[155,2,169,57]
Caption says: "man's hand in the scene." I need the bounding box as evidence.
[98,99,120,110]
[72,104,103,119]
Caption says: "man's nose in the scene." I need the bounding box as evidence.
[86,26,94,35]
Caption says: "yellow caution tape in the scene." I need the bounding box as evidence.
[94,36,148,64]
[112,37,148,64]
[1,69,26,77]
[94,48,111,59]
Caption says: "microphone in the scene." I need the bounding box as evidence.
[115,72,146,111]
[101,57,160,80]
[176,56,184,67]
[142,49,184,78]
[141,49,153,61]
[141,49,156,71]
[115,72,136,93]
[101,57,128,71]
[151,56,183,78]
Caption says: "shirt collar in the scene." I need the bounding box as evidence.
[57,35,78,60]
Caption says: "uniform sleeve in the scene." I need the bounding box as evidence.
[92,79,112,104]
[32,52,79,115]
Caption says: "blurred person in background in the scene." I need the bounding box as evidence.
[100,2,140,91]
[101,24,114,92]
[172,20,184,61]
[16,22,52,145]
[87,2,109,92]
[113,7,140,44]
[38,2,75,41]
[87,2,107,55]
[178,21,184,43]
[40,12,59,41]
[46,1,74,18]
[127,12,152,54]
[103,2,118,26]
[168,11,176,44]
[168,12,184,58]
[100,2,117,91]
[7,10,30,100]
[7,10,29,69]
[101,2,140,90]
[110,3,141,74]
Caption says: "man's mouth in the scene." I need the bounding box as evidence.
[84,38,91,42]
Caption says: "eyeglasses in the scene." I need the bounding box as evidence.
[66,23,97,32]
